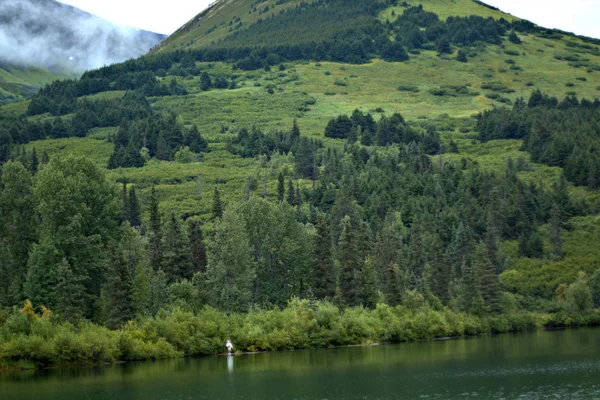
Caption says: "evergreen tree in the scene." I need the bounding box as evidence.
[0,129,12,164]
[188,220,207,274]
[550,204,563,259]
[121,183,130,224]
[456,49,467,63]
[384,264,403,306]
[313,214,336,301]
[338,216,361,307]
[508,31,521,44]
[287,179,296,207]
[437,37,452,54]
[486,187,502,271]
[148,186,163,269]
[131,261,152,317]
[362,257,379,308]
[200,72,212,91]
[105,246,134,329]
[163,214,193,282]
[590,268,600,308]
[156,133,170,160]
[426,235,450,304]
[55,258,86,323]
[277,172,285,202]
[128,185,142,227]
[474,243,502,314]
[291,119,300,139]
[409,218,425,282]
[458,261,481,314]
[212,187,223,219]
[30,147,39,174]
[296,137,317,179]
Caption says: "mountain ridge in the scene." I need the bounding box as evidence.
[0,0,166,104]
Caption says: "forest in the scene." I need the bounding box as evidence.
[2,89,600,369]
[1,0,600,370]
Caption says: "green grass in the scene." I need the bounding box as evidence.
[501,215,600,298]
[0,62,71,105]
[152,0,318,54]
[380,0,519,22]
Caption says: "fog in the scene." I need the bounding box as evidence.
[0,0,165,73]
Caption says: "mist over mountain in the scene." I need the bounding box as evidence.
[0,0,166,72]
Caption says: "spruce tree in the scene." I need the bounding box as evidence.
[313,214,336,300]
[277,172,285,202]
[409,218,425,281]
[286,179,296,207]
[212,187,223,219]
[338,216,360,307]
[55,258,86,323]
[384,264,403,306]
[550,204,563,259]
[427,235,450,305]
[131,261,152,317]
[128,185,142,227]
[148,186,163,269]
[188,220,207,274]
[590,268,600,308]
[437,37,452,55]
[200,72,212,91]
[121,183,130,224]
[474,243,502,314]
[362,257,379,308]
[508,31,521,44]
[291,119,300,139]
[486,187,502,271]
[459,261,480,314]
[156,133,170,161]
[105,247,134,329]
[30,147,39,174]
[163,214,193,282]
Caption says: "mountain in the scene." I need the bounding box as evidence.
[0,0,166,104]
[0,62,65,106]
[1,0,600,366]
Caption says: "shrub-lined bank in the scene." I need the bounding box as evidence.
[4,299,598,371]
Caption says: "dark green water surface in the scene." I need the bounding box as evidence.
[2,328,600,399]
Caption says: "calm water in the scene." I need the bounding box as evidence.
[2,328,600,399]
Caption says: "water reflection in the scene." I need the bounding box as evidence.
[227,355,233,373]
[1,328,600,400]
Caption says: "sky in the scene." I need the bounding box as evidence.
[58,0,600,38]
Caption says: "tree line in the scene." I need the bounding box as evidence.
[476,91,600,188]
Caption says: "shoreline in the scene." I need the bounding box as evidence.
[2,321,597,374]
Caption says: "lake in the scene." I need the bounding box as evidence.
[1,327,599,399]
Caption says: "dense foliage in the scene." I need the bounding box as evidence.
[1,0,600,372]
[477,91,600,188]
[0,299,551,370]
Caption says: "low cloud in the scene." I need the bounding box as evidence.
[0,0,165,73]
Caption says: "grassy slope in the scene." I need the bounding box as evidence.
[0,63,69,105]
[16,0,600,297]
[152,0,319,53]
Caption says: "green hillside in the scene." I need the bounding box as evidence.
[0,63,66,105]
[2,0,600,370]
